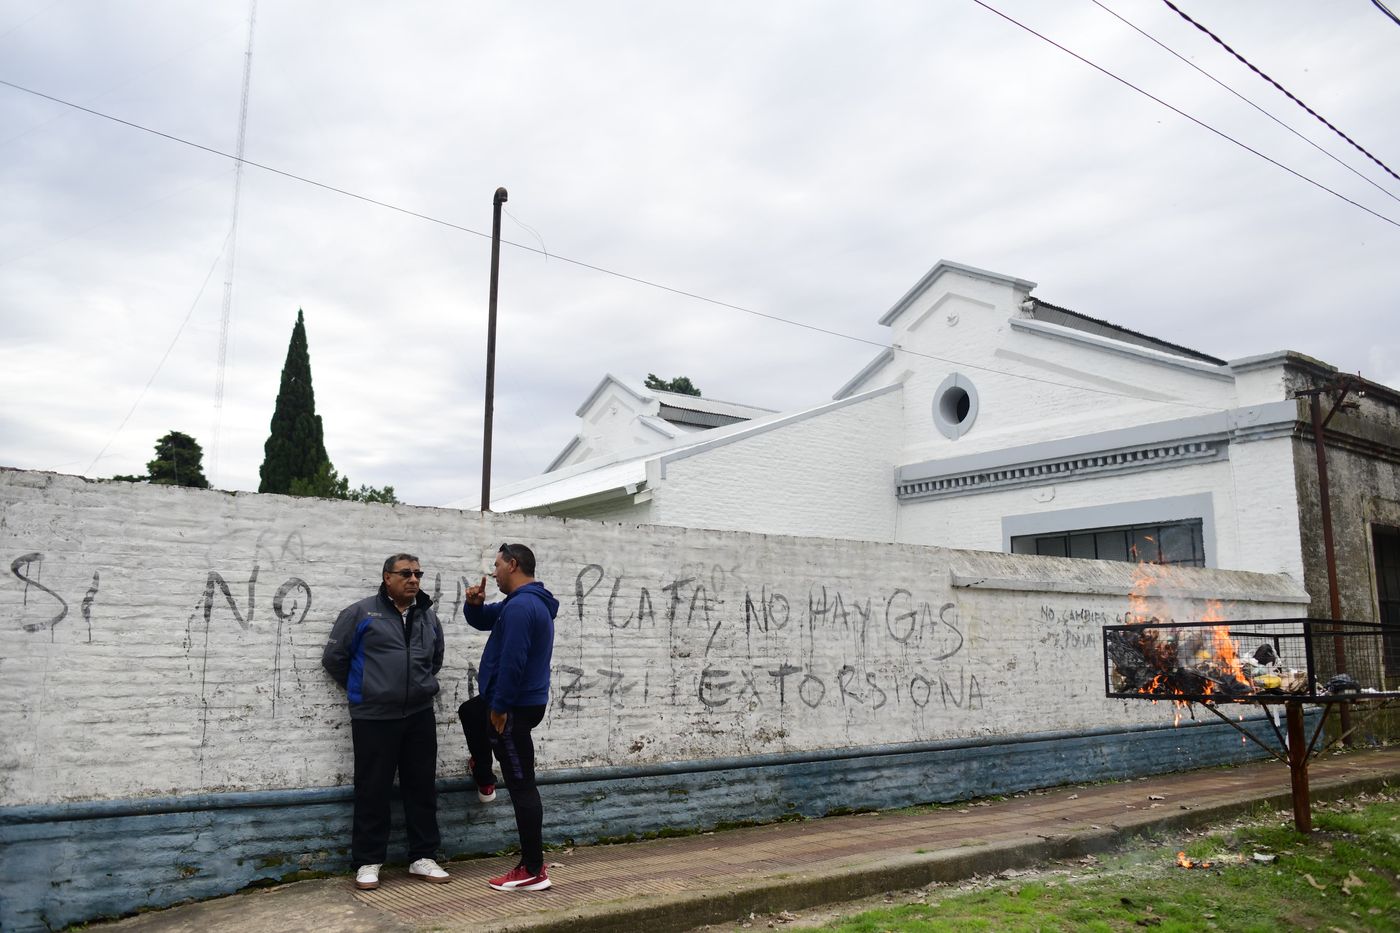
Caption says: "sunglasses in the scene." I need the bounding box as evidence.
[389,569,425,579]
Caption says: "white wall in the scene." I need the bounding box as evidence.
[654,388,904,541]
[886,281,1236,471]
[896,437,1305,579]
[0,469,1306,808]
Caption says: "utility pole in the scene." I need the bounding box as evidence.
[480,187,507,512]
[1298,375,1360,741]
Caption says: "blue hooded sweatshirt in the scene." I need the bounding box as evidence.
[464,580,558,711]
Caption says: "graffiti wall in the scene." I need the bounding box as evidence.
[0,469,1308,807]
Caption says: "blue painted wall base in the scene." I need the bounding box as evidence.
[0,717,1290,932]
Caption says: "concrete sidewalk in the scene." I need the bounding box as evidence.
[96,746,1400,933]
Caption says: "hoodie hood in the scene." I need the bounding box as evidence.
[506,580,559,619]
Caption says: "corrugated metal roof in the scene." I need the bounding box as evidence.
[1028,299,1226,366]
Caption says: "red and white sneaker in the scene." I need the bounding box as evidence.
[487,863,551,891]
[468,756,497,803]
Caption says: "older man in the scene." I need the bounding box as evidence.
[462,542,558,892]
[323,553,450,890]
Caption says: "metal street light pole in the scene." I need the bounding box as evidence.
[480,186,507,512]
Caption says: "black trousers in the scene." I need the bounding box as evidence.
[488,704,548,873]
[350,707,440,865]
[456,695,498,787]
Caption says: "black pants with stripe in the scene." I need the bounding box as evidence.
[488,704,548,873]
[457,694,498,787]
[350,707,440,866]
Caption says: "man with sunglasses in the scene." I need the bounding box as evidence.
[461,542,558,892]
[323,553,450,891]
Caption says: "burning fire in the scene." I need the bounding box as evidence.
[1176,851,1212,869]
[1125,554,1175,625]
[1110,563,1257,719]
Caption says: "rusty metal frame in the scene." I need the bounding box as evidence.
[1104,616,1398,833]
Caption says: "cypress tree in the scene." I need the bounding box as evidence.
[258,309,329,494]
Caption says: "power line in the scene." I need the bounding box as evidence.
[0,75,1310,416]
[0,0,61,44]
[1090,0,1400,206]
[1373,0,1400,29]
[84,231,231,476]
[0,167,231,268]
[1160,0,1400,185]
[964,2,1400,229]
[0,77,496,240]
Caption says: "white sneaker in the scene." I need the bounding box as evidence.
[408,857,451,884]
[354,863,381,890]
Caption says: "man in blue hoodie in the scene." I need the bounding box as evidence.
[462,542,558,892]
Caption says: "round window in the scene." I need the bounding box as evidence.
[932,373,978,439]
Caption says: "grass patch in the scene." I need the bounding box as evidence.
[817,789,1399,932]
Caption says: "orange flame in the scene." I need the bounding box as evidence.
[1176,851,1212,869]
[1124,566,1251,715]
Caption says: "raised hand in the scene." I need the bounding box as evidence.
[465,576,487,606]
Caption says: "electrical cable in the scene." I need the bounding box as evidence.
[1372,0,1400,29]
[83,230,231,475]
[0,74,1335,415]
[0,0,62,44]
[1090,0,1399,206]
[1160,0,1400,185]
[0,167,232,269]
[965,2,1400,229]
[0,25,234,151]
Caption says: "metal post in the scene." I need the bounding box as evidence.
[1285,701,1312,833]
[480,187,507,512]
[1307,390,1351,739]
[1309,393,1343,624]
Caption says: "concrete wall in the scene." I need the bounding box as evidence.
[1292,398,1400,625]
[0,469,1309,930]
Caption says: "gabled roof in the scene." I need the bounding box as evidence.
[573,373,651,417]
[547,374,776,472]
[492,384,898,514]
[573,373,774,421]
[879,260,1037,328]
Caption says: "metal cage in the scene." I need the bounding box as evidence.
[1103,618,1399,704]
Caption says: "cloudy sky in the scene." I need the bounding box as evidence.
[2,1,1397,507]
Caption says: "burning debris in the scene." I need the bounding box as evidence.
[1175,851,1213,870]
[1106,561,1395,705]
[1104,617,1399,704]
[1104,624,1313,702]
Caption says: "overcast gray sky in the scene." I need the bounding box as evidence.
[2,1,1397,507]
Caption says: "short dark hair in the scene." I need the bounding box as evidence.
[383,553,419,575]
[498,542,536,576]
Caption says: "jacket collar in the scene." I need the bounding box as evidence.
[378,583,433,614]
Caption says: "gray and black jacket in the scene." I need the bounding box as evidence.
[322,586,444,720]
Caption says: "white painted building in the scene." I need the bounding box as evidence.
[489,260,1389,585]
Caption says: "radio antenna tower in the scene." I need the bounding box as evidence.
[211,0,258,485]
